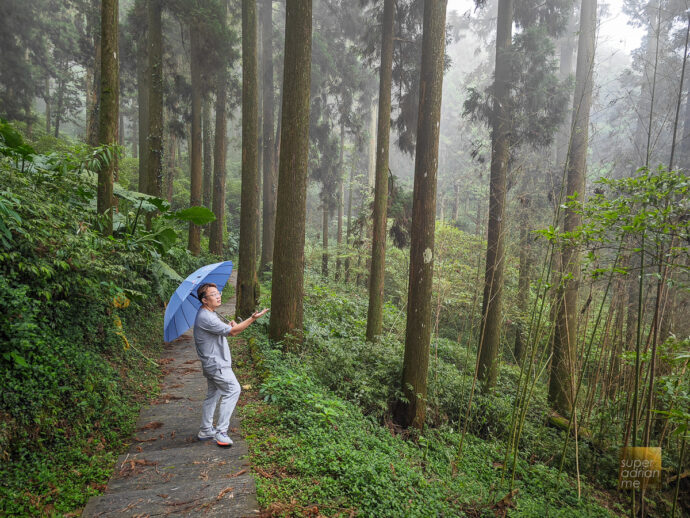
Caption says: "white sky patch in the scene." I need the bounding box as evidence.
[446,0,644,54]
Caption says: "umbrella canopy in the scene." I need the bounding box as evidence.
[164,261,233,342]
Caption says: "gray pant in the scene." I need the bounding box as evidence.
[200,366,241,434]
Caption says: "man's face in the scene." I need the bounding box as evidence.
[203,288,222,309]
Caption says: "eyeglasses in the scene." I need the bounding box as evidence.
[204,291,222,299]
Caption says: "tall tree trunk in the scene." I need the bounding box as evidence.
[97,0,119,236]
[322,204,329,276]
[395,0,447,430]
[477,0,513,390]
[146,0,163,198]
[86,0,101,146]
[344,149,355,283]
[237,0,260,319]
[366,0,395,342]
[548,0,597,417]
[188,27,203,255]
[119,109,125,146]
[335,122,344,281]
[209,71,228,255]
[136,0,149,192]
[680,84,690,169]
[166,132,176,203]
[260,0,276,274]
[514,196,531,363]
[367,100,377,188]
[54,69,65,138]
[269,0,311,344]
[203,98,213,208]
[44,77,51,134]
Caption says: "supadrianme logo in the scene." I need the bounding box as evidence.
[618,447,661,490]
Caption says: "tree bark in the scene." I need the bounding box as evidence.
[344,150,355,283]
[97,0,119,236]
[210,71,227,255]
[203,98,213,208]
[548,0,597,417]
[477,0,512,390]
[680,84,690,170]
[335,121,344,280]
[260,0,276,274]
[136,0,149,192]
[237,0,260,319]
[86,0,101,147]
[166,132,176,203]
[269,0,311,345]
[366,0,395,342]
[188,27,203,255]
[322,204,329,276]
[514,197,531,362]
[44,77,51,134]
[395,0,447,430]
[146,0,163,198]
[54,68,64,138]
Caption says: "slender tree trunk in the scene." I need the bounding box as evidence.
[146,0,163,198]
[366,0,395,342]
[203,98,213,209]
[367,100,377,188]
[269,0,311,344]
[119,110,125,146]
[260,0,276,273]
[166,132,176,203]
[322,204,329,276]
[395,0,447,430]
[44,77,51,134]
[549,0,597,417]
[335,122,344,281]
[210,71,227,255]
[54,70,64,138]
[680,82,690,170]
[345,150,355,282]
[97,0,119,236]
[237,0,260,319]
[477,0,513,390]
[188,27,203,255]
[136,0,149,192]
[514,197,531,363]
[86,0,101,146]
[452,182,459,222]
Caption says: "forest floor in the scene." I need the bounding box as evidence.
[81,272,261,517]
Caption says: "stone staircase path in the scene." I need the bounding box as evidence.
[83,274,259,517]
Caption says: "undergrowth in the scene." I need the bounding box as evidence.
[240,321,619,517]
[0,126,210,515]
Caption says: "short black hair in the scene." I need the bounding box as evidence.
[197,282,218,301]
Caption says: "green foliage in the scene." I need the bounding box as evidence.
[243,323,615,517]
[0,126,210,514]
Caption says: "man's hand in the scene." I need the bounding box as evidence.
[252,308,270,320]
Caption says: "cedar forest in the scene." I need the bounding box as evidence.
[0,0,689,516]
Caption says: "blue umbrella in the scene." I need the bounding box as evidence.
[164,261,233,342]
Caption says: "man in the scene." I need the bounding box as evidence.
[194,282,269,447]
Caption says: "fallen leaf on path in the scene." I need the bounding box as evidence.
[139,421,163,431]
[216,487,234,500]
[226,469,247,478]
